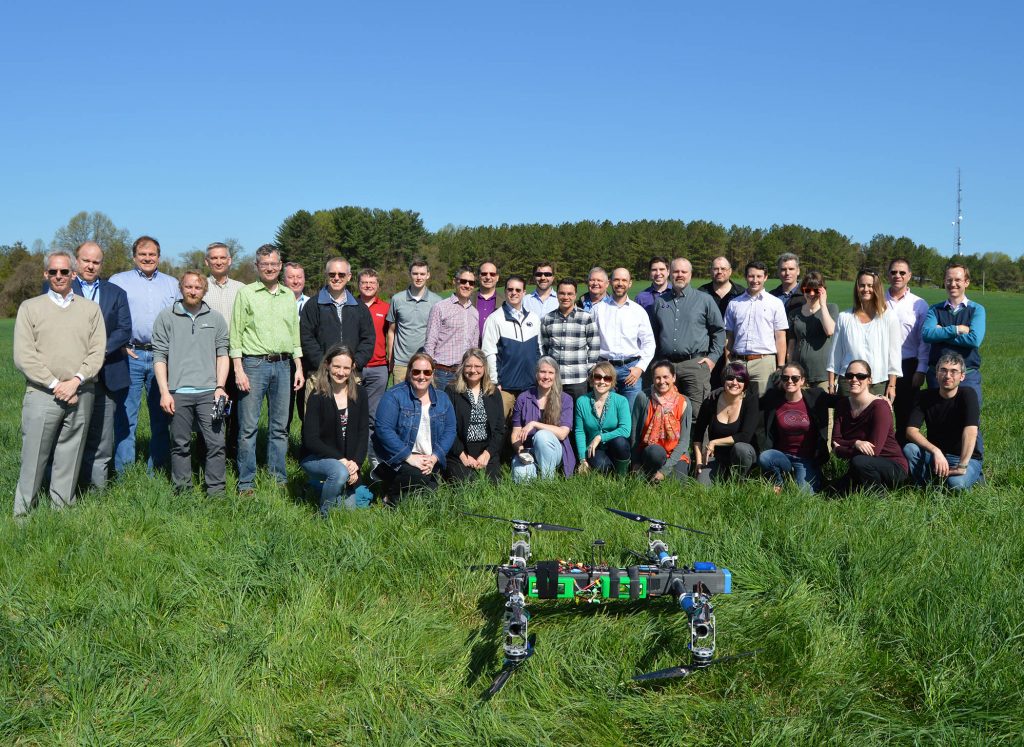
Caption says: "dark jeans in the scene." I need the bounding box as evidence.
[892,357,921,445]
[169,390,226,495]
[376,461,441,505]
[843,454,908,492]
[637,443,690,481]
[697,442,756,485]
[445,440,500,482]
[588,435,631,473]
[563,382,589,402]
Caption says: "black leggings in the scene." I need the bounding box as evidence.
[846,454,908,491]
[376,461,441,505]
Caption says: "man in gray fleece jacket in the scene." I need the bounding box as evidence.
[153,270,230,495]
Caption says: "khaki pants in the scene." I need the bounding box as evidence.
[392,365,407,387]
[739,355,778,398]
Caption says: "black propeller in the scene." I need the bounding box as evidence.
[605,507,710,536]
[486,634,537,697]
[463,511,583,532]
[633,649,760,682]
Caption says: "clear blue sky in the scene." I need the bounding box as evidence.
[3,1,1021,260]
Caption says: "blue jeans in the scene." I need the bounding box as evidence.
[758,450,822,493]
[432,368,457,393]
[903,443,983,491]
[237,357,291,490]
[512,429,563,482]
[301,456,357,514]
[612,362,642,410]
[115,350,170,474]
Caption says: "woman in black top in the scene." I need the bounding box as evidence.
[692,362,759,484]
[445,348,506,482]
[300,345,369,515]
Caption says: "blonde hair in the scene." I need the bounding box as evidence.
[451,348,496,396]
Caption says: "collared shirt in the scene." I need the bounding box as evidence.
[577,294,614,312]
[296,293,310,315]
[110,268,181,344]
[204,276,244,331]
[47,289,75,309]
[78,278,101,303]
[229,282,303,359]
[364,296,390,367]
[385,286,443,365]
[635,285,671,312]
[475,293,499,341]
[540,307,599,384]
[523,290,559,318]
[724,290,789,355]
[423,294,480,367]
[885,288,930,371]
[652,285,725,362]
[591,298,655,370]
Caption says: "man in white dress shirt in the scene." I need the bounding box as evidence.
[591,267,655,409]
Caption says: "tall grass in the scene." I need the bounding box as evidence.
[1,283,1022,745]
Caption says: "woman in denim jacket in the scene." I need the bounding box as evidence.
[371,352,456,506]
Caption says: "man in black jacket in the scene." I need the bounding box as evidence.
[299,257,376,381]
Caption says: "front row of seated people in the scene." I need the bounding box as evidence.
[301,345,983,510]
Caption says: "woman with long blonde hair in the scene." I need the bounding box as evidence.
[444,348,505,482]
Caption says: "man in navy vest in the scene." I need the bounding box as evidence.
[68,242,133,489]
[922,262,985,407]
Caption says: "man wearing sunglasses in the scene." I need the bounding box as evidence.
[424,266,480,390]
[482,275,543,416]
[523,262,559,318]
[885,258,929,443]
[471,261,503,343]
[300,256,376,380]
[14,250,106,517]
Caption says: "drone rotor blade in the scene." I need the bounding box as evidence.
[605,507,710,536]
[663,522,711,536]
[633,664,696,682]
[465,564,502,572]
[462,511,514,524]
[485,635,536,698]
[531,522,583,532]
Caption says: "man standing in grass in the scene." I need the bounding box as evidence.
[483,275,543,416]
[541,278,599,401]
[724,261,788,397]
[922,262,985,406]
[699,256,745,389]
[203,241,245,459]
[231,245,304,496]
[472,261,503,344]
[903,352,983,491]
[13,250,105,517]
[770,252,804,315]
[386,260,442,385]
[300,257,376,377]
[577,267,613,311]
[885,257,930,444]
[591,267,655,409]
[523,261,559,318]
[424,266,480,391]
[357,268,390,466]
[635,256,672,313]
[153,271,230,496]
[110,235,180,474]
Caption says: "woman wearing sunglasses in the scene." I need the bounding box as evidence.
[510,357,575,482]
[300,345,371,515]
[693,362,759,484]
[788,271,838,391]
[444,348,505,483]
[831,360,908,492]
[371,352,456,506]
[827,269,901,400]
[574,361,632,476]
[757,362,834,493]
[630,359,692,482]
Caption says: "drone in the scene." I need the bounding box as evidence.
[464,508,757,697]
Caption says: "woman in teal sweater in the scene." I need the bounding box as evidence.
[574,361,632,476]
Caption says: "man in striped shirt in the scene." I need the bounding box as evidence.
[540,278,599,400]
[424,266,480,391]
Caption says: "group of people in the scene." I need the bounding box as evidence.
[12,240,986,518]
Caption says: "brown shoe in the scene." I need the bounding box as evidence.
[238,488,256,497]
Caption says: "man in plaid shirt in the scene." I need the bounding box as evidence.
[540,278,599,401]
[423,266,480,391]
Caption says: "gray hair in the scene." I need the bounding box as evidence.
[44,249,77,272]
[936,352,966,373]
[206,242,231,258]
[254,244,280,265]
[777,252,800,269]
[588,266,608,281]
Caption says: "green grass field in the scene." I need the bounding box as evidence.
[2,282,1023,745]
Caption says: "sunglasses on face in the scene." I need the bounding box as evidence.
[890,270,908,276]
[327,272,348,279]
[592,374,615,383]
[844,372,870,381]
[479,271,497,277]
[780,375,802,383]
[723,374,745,383]
[411,368,434,376]
[506,288,524,294]
[801,287,818,294]
[47,268,72,277]
[535,271,553,277]
[456,278,476,286]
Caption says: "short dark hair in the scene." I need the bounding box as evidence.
[800,270,826,291]
[724,361,750,385]
[505,274,527,290]
[409,259,430,273]
[650,359,675,377]
[888,257,911,272]
[454,265,475,279]
[745,260,767,275]
[648,256,669,269]
[132,235,160,256]
[557,278,578,291]
[532,261,554,274]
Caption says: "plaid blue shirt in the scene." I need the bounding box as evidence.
[540,307,599,384]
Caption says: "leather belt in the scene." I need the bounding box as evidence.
[434,363,458,372]
[735,353,767,361]
[131,342,154,351]
[601,356,640,367]
[245,353,292,362]
[667,352,706,362]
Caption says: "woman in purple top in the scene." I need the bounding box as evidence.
[510,357,576,481]
[831,359,908,493]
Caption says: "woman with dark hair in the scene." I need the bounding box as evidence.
[371,352,456,506]
[445,348,505,482]
[630,359,692,482]
[827,269,901,398]
[511,357,575,482]
[300,346,370,515]
[832,359,908,492]
[788,271,839,390]
[757,362,834,493]
[574,361,632,476]
[692,362,759,484]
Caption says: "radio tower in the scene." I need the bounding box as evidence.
[953,168,963,256]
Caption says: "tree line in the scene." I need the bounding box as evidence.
[2,207,1021,318]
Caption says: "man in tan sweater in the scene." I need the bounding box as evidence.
[13,250,106,517]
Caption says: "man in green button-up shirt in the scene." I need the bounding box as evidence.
[230,244,304,493]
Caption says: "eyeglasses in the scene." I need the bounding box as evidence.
[936,367,962,377]
[456,278,476,286]
[327,272,348,279]
[47,268,72,277]
[535,271,553,277]
[723,374,745,383]
[780,375,802,383]
[844,372,870,381]
[411,368,434,376]
[591,374,615,383]
[257,262,282,269]
[506,287,524,294]
[889,270,908,276]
